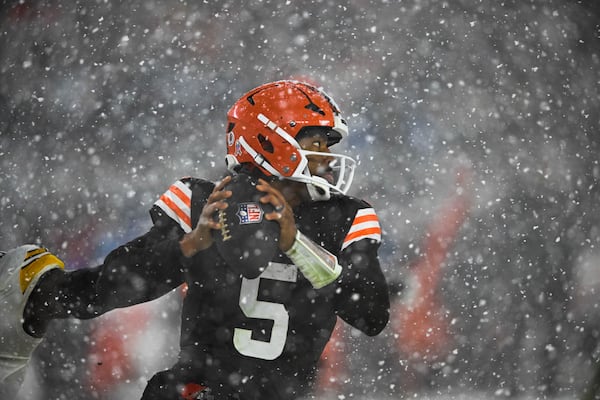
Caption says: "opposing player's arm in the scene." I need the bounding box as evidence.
[332,206,390,336]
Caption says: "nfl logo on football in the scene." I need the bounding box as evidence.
[236,202,264,224]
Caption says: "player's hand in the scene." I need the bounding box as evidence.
[256,178,297,252]
[179,175,232,257]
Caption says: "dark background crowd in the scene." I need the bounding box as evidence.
[1,0,600,399]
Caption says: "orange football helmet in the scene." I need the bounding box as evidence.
[225,80,356,200]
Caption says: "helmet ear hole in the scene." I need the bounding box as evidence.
[258,134,274,153]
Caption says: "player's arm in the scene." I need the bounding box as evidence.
[92,224,190,312]
[277,207,389,335]
[95,176,231,311]
[25,178,229,323]
[333,238,390,336]
[26,223,191,323]
[330,206,390,336]
[257,178,342,287]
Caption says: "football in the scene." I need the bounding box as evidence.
[212,173,280,279]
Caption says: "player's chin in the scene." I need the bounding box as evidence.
[313,168,334,184]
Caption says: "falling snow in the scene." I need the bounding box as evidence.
[1,0,600,399]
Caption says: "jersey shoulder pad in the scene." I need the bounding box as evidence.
[150,177,215,233]
[337,195,382,251]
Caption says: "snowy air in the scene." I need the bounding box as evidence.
[1,0,600,399]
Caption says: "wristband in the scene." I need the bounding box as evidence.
[284,230,342,289]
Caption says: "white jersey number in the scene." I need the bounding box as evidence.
[233,262,298,360]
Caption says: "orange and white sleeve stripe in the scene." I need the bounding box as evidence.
[341,207,382,251]
[154,180,193,233]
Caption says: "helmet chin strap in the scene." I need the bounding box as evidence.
[306,176,331,201]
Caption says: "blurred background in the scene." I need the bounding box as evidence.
[1,0,600,399]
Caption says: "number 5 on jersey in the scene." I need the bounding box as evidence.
[233,262,298,360]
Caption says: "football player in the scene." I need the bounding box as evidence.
[0,80,390,399]
[0,246,65,398]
